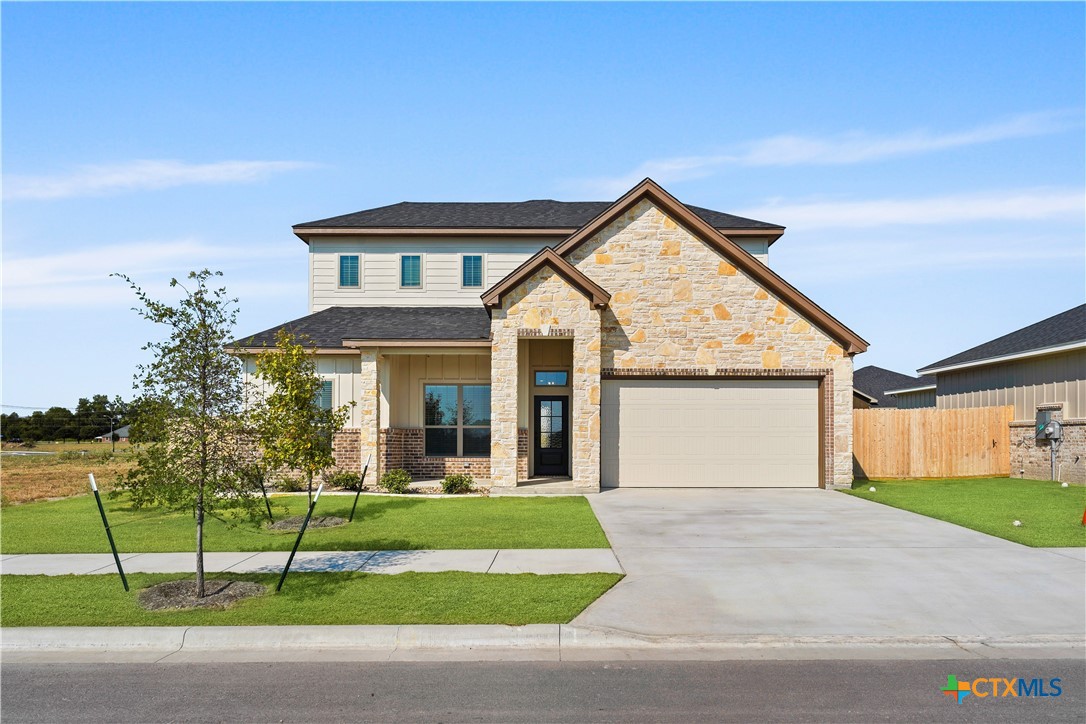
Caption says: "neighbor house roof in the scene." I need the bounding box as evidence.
[919,304,1086,375]
[294,200,784,241]
[232,307,492,350]
[854,365,936,407]
[96,425,130,439]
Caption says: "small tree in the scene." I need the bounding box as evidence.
[115,270,260,598]
[247,330,350,504]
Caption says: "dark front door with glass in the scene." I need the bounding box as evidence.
[534,395,569,476]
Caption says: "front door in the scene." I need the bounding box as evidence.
[534,395,569,476]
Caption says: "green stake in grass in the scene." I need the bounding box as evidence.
[277,482,324,592]
[88,474,129,592]
[348,454,371,523]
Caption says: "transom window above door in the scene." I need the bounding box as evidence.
[534,371,568,386]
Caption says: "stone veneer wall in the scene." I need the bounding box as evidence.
[491,269,602,489]
[564,199,856,486]
[1009,406,1086,484]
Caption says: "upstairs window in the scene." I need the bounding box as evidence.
[462,255,483,288]
[339,255,360,288]
[400,255,422,288]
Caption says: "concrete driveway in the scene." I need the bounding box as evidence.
[575,489,1086,640]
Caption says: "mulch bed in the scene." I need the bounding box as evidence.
[266,515,347,531]
[137,579,266,611]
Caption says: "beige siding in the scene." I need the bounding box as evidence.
[242,354,366,428]
[309,237,549,311]
[893,388,936,409]
[935,349,1086,421]
[309,236,769,312]
[386,353,491,427]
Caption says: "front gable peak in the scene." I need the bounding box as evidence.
[481,247,611,310]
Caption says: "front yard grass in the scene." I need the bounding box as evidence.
[843,477,1086,547]
[0,571,623,627]
[0,494,610,553]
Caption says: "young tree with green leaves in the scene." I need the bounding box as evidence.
[115,269,260,598]
[247,329,351,504]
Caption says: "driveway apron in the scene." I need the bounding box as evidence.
[575,489,1086,639]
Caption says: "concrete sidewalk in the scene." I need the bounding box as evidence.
[0,549,623,576]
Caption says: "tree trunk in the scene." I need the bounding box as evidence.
[195,486,205,598]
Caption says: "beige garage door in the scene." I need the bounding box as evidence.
[600,379,820,488]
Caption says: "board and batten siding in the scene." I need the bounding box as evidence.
[892,388,937,409]
[242,355,366,428]
[386,353,491,428]
[308,236,771,311]
[934,349,1086,421]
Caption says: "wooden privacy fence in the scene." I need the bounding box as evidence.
[853,405,1013,479]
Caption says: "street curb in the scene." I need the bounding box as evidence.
[3,626,1083,662]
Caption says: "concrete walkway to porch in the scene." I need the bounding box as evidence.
[0,549,623,576]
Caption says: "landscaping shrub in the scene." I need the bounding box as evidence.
[276,475,305,493]
[379,468,412,494]
[442,473,474,495]
[325,470,363,490]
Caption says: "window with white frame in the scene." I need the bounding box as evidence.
[400,255,422,288]
[461,255,483,288]
[339,255,360,288]
[423,384,491,457]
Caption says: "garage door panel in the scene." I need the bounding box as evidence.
[601,379,819,488]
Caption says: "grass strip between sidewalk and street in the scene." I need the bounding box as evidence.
[842,477,1086,548]
[0,571,623,627]
[1,494,610,553]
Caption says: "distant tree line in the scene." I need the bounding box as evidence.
[0,394,154,442]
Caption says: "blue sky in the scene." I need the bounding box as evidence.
[3,2,1084,411]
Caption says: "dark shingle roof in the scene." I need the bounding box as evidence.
[295,200,782,231]
[921,304,1086,372]
[853,365,935,407]
[233,307,491,348]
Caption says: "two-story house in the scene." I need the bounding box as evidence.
[236,179,867,492]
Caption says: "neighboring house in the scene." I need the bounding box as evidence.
[853,365,935,409]
[915,304,1086,483]
[94,425,129,442]
[236,179,867,492]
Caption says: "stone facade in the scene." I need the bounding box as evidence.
[564,199,855,486]
[357,349,379,472]
[1010,406,1086,484]
[490,268,603,488]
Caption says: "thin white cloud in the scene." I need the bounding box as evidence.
[575,111,1078,195]
[2,239,296,308]
[738,188,1086,229]
[5,159,318,201]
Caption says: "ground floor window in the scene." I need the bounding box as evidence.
[424,384,491,457]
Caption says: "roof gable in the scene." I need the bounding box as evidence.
[481,248,611,310]
[554,178,869,355]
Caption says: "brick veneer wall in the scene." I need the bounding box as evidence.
[332,428,363,473]
[378,427,507,481]
[1009,407,1086,484]
[564,199,856,486]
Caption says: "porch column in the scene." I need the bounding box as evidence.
[377,353,391,476]
[571,325,602,489]
[490,323,519,487]
[358,348,379,476]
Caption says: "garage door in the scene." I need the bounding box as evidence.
[600,379,820,488]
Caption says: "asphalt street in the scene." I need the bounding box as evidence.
[2,659,1082,723]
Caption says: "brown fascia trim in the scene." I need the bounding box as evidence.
[552,178,868,355]
[341,339,491,348]
[229,346,359,356]
[480,247,612,310]
[293,227,579,243]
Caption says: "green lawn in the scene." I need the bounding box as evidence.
[0,494,610,554]
[0,571,622,627]
[843,477,1086,547]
